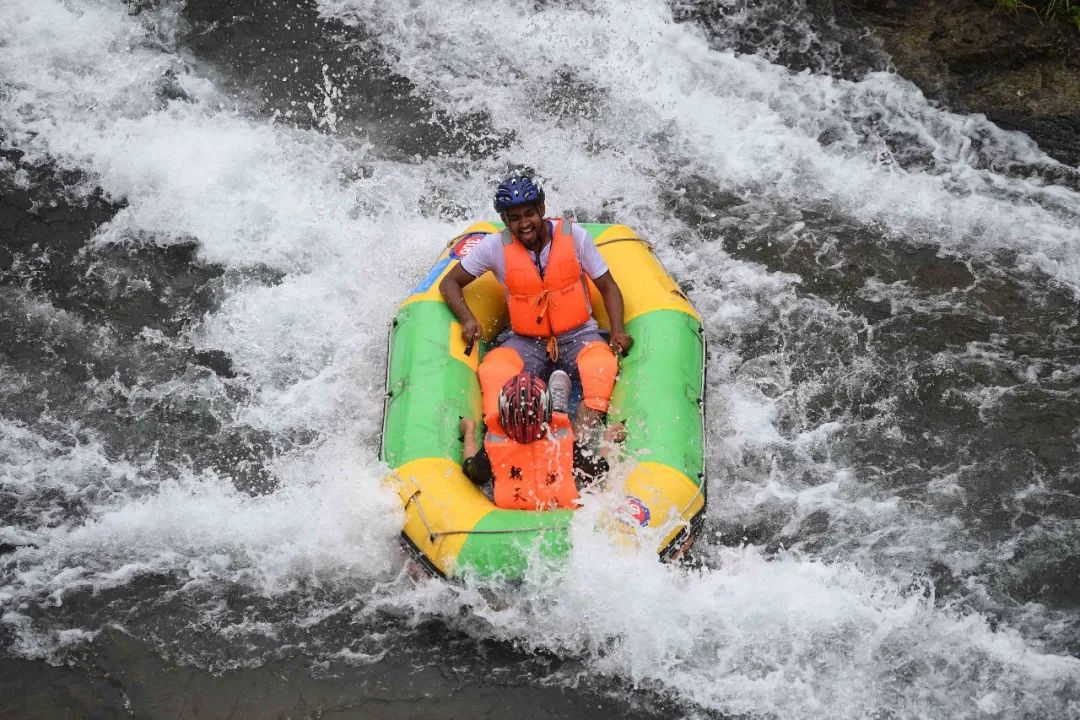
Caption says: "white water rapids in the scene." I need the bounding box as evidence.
[2,0,1080,717]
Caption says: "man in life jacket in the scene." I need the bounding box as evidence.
[460,371,616,509]
[439,173,633,439]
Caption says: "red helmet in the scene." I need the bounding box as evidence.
[498,372,551,443]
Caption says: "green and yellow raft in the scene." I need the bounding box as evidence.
[381,221,706,580]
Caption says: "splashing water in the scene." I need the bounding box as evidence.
[3,0,1080,717]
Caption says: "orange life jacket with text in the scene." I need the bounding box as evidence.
[486,412,579,511]
[501,216,592,339]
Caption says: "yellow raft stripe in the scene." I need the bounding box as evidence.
[589,225,701,325]
[591,224,639,244]
[400,222,500,309]
[400,222,508,343]
[622,460,706,552]
[447,316,479,372]
[388,456,703,574]
[386,457,497,576]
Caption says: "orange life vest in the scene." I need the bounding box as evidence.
[502,216,592,339]
[486,412,579,510]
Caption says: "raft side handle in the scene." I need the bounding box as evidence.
[594,236,651,250]
[406,489,564,543]
[379,318,396,462]
[680,480,706,516]
[431,525,571,539]
[404,489,438,544]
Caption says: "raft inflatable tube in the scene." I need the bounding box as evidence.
[381,221,706,581]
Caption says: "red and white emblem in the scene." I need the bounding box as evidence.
[617,496,651,528]
[450,233,485,259]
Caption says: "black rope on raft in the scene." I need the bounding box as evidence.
[404,490,569,540]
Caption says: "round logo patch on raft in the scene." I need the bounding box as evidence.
[617,496,651,528]
[450,232,485,259]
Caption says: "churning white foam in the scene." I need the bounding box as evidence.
[3,0,1080,716]
[312,0,1080,714]
[0,0,420,655]
[323,0,1080,290]
[1,435,403,661]
[393,522,1079,720]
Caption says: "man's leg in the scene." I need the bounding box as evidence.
[557,328,618,414]
[477,334,551,425]
[554,328,618,446]
[574,341,618,413]
[478,348,522,426]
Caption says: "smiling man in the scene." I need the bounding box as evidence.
[439,173,633,433]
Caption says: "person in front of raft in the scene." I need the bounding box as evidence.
[459,370,614,509]
[438,173,633,445]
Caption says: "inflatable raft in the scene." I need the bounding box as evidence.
[381,221,706,580]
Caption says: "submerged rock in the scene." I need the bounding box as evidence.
[839,0,1080,167]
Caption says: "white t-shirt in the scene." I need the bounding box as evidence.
[459,220,609,283]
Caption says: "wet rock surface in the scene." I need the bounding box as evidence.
[840,0,1080,167]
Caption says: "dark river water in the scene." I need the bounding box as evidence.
[3,0,1080,718]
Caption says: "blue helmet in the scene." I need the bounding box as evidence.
[493,175,545,212]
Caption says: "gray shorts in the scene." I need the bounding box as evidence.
[493,324,607,389]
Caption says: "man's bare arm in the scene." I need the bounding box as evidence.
[439,263,481,344]
[592,271,634,355]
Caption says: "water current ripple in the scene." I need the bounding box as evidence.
[2,0,1080,717]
